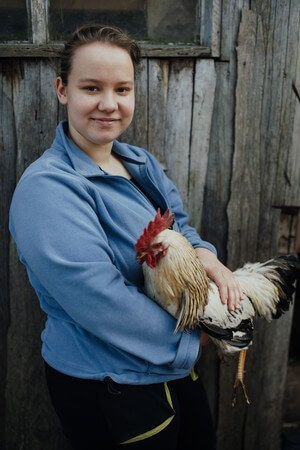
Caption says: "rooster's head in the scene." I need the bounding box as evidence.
[135,208,175,269]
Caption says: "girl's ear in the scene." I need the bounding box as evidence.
[56,77,68,105]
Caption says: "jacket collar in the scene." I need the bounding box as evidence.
[52,121,146,177]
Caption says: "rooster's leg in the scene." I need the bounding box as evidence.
[232,350,250,407]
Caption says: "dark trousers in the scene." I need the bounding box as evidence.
[44,361,216,450]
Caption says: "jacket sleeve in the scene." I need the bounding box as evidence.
[9,170,200,370]
[145,152,217,255]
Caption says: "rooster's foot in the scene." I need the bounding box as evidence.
[232,376,250,407]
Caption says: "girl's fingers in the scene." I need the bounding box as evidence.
[218,284,229,305]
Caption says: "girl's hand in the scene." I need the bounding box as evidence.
[195,248,243,311]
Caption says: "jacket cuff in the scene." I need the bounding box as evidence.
[170,329,201,370]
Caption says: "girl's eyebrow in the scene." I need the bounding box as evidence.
[78,78,133,85]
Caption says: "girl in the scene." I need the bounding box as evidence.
[9,24,242,450]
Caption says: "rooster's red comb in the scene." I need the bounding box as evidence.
[135,208,175,252]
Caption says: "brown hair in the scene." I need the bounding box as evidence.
[58,24,141,84]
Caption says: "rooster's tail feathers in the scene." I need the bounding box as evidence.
[265,255,299,319]
[234,254,299,321]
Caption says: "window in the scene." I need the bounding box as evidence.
[0,0,220,58]
[49,0,199,43]
[0,0,29,42]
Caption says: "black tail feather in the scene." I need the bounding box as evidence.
[269,255,299,319]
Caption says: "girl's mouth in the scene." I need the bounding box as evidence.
[92,118,120,126]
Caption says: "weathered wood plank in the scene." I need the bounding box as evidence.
[243,309,294,450]
[271,1,300,208]
[277,209,299,254]
[211,0,222,57]
[241,4,299,447]
[0,44,211,58]
[39,61,59,150]
[227,8,265,267]
[120,58,148,149]
[252,0,299,259]
[296,212,300,253]
[219,8,266,450]
[220,0,251,61]
[199,0,222,57]
[277,30,300,207]
[163,59,194,208]
[148,59,170,167]
[201,62,236,264]
[188,59,216,231]
[30,0,48,45]
[0,60,18,450]
[223,3,299,449]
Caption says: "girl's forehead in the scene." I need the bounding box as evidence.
[70,42,134,78]
[73,42,131,64]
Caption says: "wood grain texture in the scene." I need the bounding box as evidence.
[199,0,222,57]
[277,27,300,207]
[227,8,265,268]
[220,0,251,61]
[0,60,18,450]
[188,59,216,232]
[0,44,211,58]
[201,62,236,264]
[30,0,48,45]
[148,59,170,167]
[222,3,299,450]
[121,58,148,149]
[163,59,194,208]
[252,0,299,259]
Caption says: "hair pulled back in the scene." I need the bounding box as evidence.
[58,24,141,84]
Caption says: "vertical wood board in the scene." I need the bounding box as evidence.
[272,0,300,207]
[120,59,148,150]
[227,9,265,268]
[163,59,194,208]
[0,61,18,450]
[188,59,216,232]
[148,59,170,167]
[200,0,222,57]
[30,0,48,45]
[219,8,265,449]
[220,0,251,61]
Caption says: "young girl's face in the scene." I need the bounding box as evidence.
[56,42,135,152]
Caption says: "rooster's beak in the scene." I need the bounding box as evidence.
[137,251,147,264]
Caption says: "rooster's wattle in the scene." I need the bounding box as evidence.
[135,209,299,404]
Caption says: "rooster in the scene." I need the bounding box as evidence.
[135,209,299,405]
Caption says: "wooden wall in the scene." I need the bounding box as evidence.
[1,1,299,449]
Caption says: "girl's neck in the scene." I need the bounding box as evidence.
[68,129,113,166]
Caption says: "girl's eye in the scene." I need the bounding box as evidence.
[117,87,131,93]
[84,86,98,92]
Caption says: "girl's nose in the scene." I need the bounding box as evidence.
[98,92,117,112]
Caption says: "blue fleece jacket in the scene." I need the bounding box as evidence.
[9,121,217,384]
